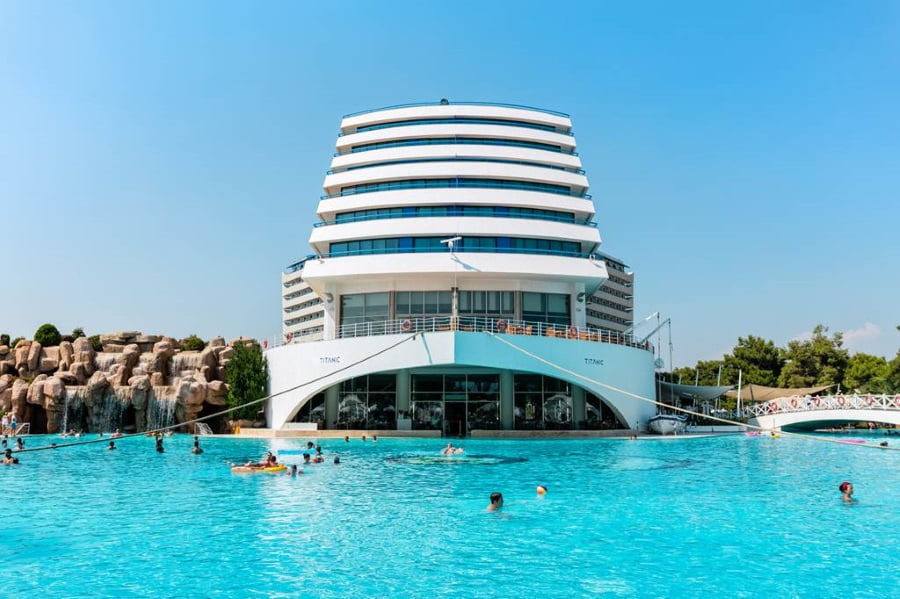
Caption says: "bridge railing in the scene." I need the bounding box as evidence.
[743,393,900,418]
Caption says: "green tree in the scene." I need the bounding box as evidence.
[34,323,62,347]
[843,353,889,393]
[883,351,900,394]
[226,341,268,421]
[0,334,9,347]
[180,334,206,351]
[72,327,86,339]
[88,335,103,352]
[777,325,848,389]
[723,335,783,387]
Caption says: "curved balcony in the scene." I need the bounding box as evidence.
[313,208,597,228]
[341,103,572,133]
[323,162,589,196]
[308,219,601,253]
[316,188,597,219]
[336,137,578,157]
[336,124,577,154]
[343,101,571,119]
[330,147,584,173]
[275,314,652,352]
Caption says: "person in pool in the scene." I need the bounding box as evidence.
[839,481,856,503]
[441,442,464,455]
[487,492,503,511]
[191,436,203,454]
[108,441,117,450]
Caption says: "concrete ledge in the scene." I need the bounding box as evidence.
[236,428,442,439]
[470,429,635,438]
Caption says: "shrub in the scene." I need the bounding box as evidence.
[34,323,62,347]
[88,335,103,352]
[180,334,206,351]
[72,327,86,339]
[0,334,9,347]
[10,337,24,348]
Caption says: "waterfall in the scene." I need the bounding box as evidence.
[167,353,202,384]
[59,388,86,433]
[94,353,118,374]
[95,390,126,433]
[146,391,177,431]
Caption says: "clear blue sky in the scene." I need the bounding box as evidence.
[1,0,897,367]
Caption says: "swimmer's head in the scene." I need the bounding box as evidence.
[490,492,503,505]
[839,481,853,493]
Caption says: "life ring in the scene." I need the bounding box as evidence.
[285,332,293,343]
[769,402,778,413]
[568,326,577,338]
[893,395,900,407]
[496,319,507,332]
[865,395,874,406]
[812,396,820,407]
[836,395,845,406]
[790,398,798,409]
[401,319,412,332]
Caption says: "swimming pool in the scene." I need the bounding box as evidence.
[1,434,897,597]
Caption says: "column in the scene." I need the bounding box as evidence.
[572,386,585,429]
[396,370,411,430]
[500,370,514,430]
[325,384,339,429]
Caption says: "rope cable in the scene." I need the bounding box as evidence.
[12,333,421,454]
[487,332,900,451]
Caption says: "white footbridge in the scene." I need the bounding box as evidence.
[745,393,900,430]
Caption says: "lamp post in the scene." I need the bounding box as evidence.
[440,236,462,325]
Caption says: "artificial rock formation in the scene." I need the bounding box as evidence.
[0,332,256,434]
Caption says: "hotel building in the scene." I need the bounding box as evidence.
[268,101,655,434]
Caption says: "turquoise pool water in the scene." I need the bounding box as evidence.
[2,434,897,597]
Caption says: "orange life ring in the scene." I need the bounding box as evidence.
[568,326,577,338]
[790,398,798,409]
[401,319,412,332]
[836,395,845,406]
[496,319,507,332]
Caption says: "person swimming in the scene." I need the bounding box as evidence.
[487,492,504,511]
[191,436,203,454]
[839,481,856,503]
[108,441,117,450]
[441,442,464,455]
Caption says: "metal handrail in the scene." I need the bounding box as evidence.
[313,212,597,228]
[343,101,570,119]
[334,137,579,157]
[320,246,590,260]
[321,180,590,200]
[270,315,653,353]
[327,158,585,175]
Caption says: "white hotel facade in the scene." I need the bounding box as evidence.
[268,101,655,434]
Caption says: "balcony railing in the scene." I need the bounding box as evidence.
[313,212,597,228]
[270,315,653,352]
[743,393,900,417]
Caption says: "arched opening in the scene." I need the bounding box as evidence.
[196,402,229,434]
[121,405,137,433]
[24,404,48,434]
[583,392,627,430]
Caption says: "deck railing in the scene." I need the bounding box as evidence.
[743,394,900,417]
[271,316,652,352]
